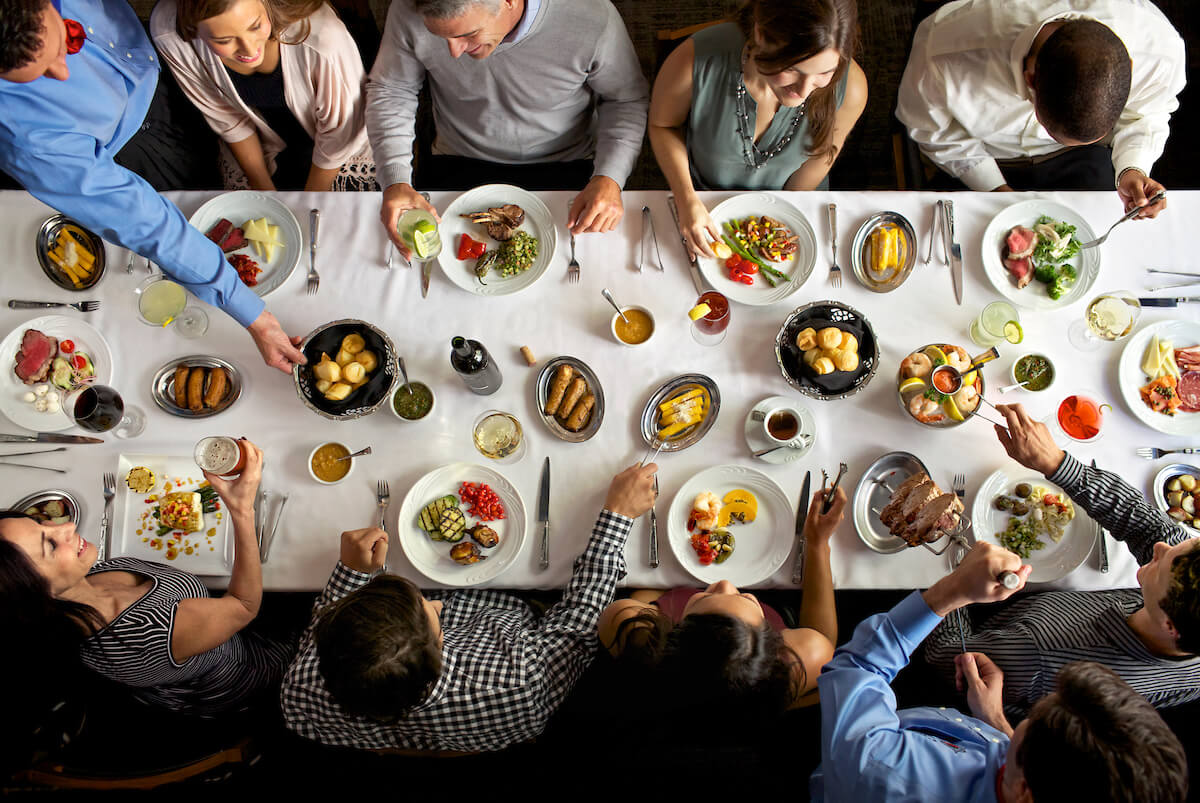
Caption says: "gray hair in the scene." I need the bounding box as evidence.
[413,0,500,20]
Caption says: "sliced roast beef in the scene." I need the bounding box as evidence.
[1004,257,1033,289]
[902,494,961,546]
[206,219,232,246]
[1005,226,1038,259]
[879,473,930,526]
[14,329,58,384]
[204,218,246,253]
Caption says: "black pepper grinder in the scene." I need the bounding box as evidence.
[450,336,502,395]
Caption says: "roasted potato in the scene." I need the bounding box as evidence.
[324,382,352,402]
[817,327,842,350]
[315,379,332,394]
[313,354,341,382]
[356,350,378,372]
[340,333,366,354]
[342,362,366,384]
[795,327,817,351]
[335,348,356,367]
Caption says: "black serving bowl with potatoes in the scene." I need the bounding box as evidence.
[293,319,396,421]
[775,300,878,401]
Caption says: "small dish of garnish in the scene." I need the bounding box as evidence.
[392,382,435,422]
[1012,354,1055,392]
[309,442,354,485]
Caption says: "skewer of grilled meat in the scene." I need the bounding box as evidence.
[899,493,963,546]
[460,204,525,241]
[880,472,963,546]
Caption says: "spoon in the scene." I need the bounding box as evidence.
[398,357,412,395]
[997,379,1031,393]
[335,446,372,462]
[752,435,812,458]
[601,288,630,325]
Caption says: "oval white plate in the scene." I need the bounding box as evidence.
[397,462,528,586]
[971,468,1095,583]
[1118,320,1200,436]
[435,184,557,296]
[188,191,303,298]
[0,315,114,432]
[699,193,816,306]
[979,199,1099,310]
[667,465,793,587]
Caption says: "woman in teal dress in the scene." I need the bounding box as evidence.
[649,0,867,258]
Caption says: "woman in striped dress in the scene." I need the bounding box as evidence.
[0,440,291,717]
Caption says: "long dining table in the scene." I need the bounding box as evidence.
[1,188,1196,592]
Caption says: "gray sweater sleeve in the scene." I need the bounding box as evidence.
[365,2,424,189]
[1049,452,1190,565]
[585,4,648,187]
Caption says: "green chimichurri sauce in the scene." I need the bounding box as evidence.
[393,382,433,419]
[1014,356,1054,391]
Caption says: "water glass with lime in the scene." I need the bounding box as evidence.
[398,208,442,261]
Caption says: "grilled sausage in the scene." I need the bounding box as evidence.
[187,367,206,411]
[203,367,228,409]
[173,365,191,408]
[544,365,573,416]
[557,377,587,421]
[565,393,595,431]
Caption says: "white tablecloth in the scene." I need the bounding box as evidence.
[1,188,1195,591]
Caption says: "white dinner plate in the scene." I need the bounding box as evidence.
[112,453,234,575]
[1118,320,1200,436]
[971,468,1095,583]
[0,315,114,432]
[188,191,303,297]
[699,193,816,306]
[435,185,557,296]
[397,462,528,586]
[979,199,1100,310]
[667,465,793,587]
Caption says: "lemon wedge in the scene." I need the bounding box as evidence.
[944,395,965,422]
[1003,321,1024,344]
[688,303,711,321]
[924,345,949,365]
[960,370,977,387]
[898,377,926,394]
[712,242,733,260]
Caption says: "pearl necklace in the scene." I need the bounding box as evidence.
[735,50,806,170]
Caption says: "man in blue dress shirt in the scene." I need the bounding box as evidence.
[0,0,304,373]
[812,542,1188,802]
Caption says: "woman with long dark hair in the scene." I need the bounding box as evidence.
[649,0,866,258]
[151,0,375,191]
[0,441,291,717]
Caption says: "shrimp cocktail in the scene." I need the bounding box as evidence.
[896,343,984,427]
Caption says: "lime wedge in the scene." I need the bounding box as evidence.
[1003,321,1024,344]
[413,228,440,259]
[898,377,926,394]
[688,303,711,321]
[415,219,437,235]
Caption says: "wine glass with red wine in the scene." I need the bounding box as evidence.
[64,384,145,438]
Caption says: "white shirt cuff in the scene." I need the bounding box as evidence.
[959,159,1007,192]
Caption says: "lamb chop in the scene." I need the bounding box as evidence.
[460,204,525,241]
[900,493,963,546]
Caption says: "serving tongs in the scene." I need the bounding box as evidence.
[637,206,665,272]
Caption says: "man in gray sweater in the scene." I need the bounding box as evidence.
[368,0,648,251]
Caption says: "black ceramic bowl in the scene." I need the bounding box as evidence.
[775,300,879,401]
[293,319,397,420]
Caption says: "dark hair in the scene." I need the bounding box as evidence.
[1018,662,1188,803]
[314,574,441,722]
[1161,541,1200,654]
[0,0,51,75]
[1032,20,1131,144]
[662,613,803,722]
[605,607,673,669]
[734,0,858,162]
[176,0,325,46]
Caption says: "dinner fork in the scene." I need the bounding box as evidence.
[8,300,100,312]
[827,203,841,287]
[566,202,580,283]
[1079,190,1166,249]
[376,480,390,532]
[952,473,966,503]
[306,208,321,295]
[1137,446,1198,460]
[125,250,135,273]
[101,472,115,562]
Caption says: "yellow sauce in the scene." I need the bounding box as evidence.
[311,442,351,483]
[615,309,654,345]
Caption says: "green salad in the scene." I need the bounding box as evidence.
[1030,216,1081,300]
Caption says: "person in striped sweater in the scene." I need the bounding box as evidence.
[923,403,1200,718]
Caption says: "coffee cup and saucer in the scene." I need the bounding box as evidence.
[744,396,816,464]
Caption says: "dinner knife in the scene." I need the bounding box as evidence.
[667,194,706,295]
[648,474,659,569]
[0,433,104,444]
[261,493,288,563]
[1138,297,1200,307]
[941,200,964,305]
[537,456,550,571]
[1091,459,1109,573]
[420,259,433,298]
[791,470,811,585]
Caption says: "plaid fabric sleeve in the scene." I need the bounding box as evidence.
[1051,452,1191,565]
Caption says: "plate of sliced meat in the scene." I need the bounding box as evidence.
[1118,320,1200,436]
[979,200,1100,310]
[853,452,967,555]
[188,191,302,297]
[0,316,114,432]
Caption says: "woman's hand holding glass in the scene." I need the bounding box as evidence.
[203,438,262,521]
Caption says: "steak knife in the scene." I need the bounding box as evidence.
[0,433,104,443]
[667,194,706,295]
[941,200,964,305]
[791,470,811,585]
[537,456,550,571]
[649,474,659,569]
[1138,297,1200,307]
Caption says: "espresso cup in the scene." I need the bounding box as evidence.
[763,406,804,444]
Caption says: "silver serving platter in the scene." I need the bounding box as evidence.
[151,356,243,418]
[535,355,605,443]
[850,211,917,293]
[1153,463,1200,534]
[36,215,106,291]
[639,373,720,451]
[852,451,929,554]
[11,488,83,528]
[293,318,397,421]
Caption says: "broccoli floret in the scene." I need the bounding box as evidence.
[1047,283,1064,300]
[1033,264,1056,284]
[1048,273,1074,300]
[1060,264,1078,281]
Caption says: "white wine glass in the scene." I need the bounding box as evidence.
[135,275,208,338]
[1068,291,1140,351]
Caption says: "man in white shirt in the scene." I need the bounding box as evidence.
[897,0,1184,219]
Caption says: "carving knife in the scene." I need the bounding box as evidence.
[941,199,964,305]
[667,194,706,295]
[791,470,811,585]
[0,433,104,443]
[1138,297,1200,307]
[1092,459,1109,573]
[537,456,550,570]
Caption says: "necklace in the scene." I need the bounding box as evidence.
[735,50,806,170]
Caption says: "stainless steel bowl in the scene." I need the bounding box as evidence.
[11,488,83,528]
[1153,463,1200,534]
[535,355,605,442]
[640,373,720,451]
[850,211,917,293]
[896,343,986,428]
[775,300,879,401]
[36,215,106,291]
[151,356,243,418]
[293,319,397,421]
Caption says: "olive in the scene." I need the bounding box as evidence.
[993,496,1013,511]
[1014,483,1033,498]
[1012,502,1030,516]
[712,530,736,564]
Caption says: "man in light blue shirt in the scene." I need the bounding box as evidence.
[0,0,304,373]
[812,542,1187,802]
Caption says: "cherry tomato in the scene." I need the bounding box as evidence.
[740,259,758,275]
[71,354,89,371]
[724,255,742,270]
[59,340,75,354]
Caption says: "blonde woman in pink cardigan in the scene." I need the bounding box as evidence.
[151,0,376,191]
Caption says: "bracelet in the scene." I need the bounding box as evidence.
[1116,166,1145,189]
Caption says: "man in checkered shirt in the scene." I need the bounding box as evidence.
[280,463,658,751]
